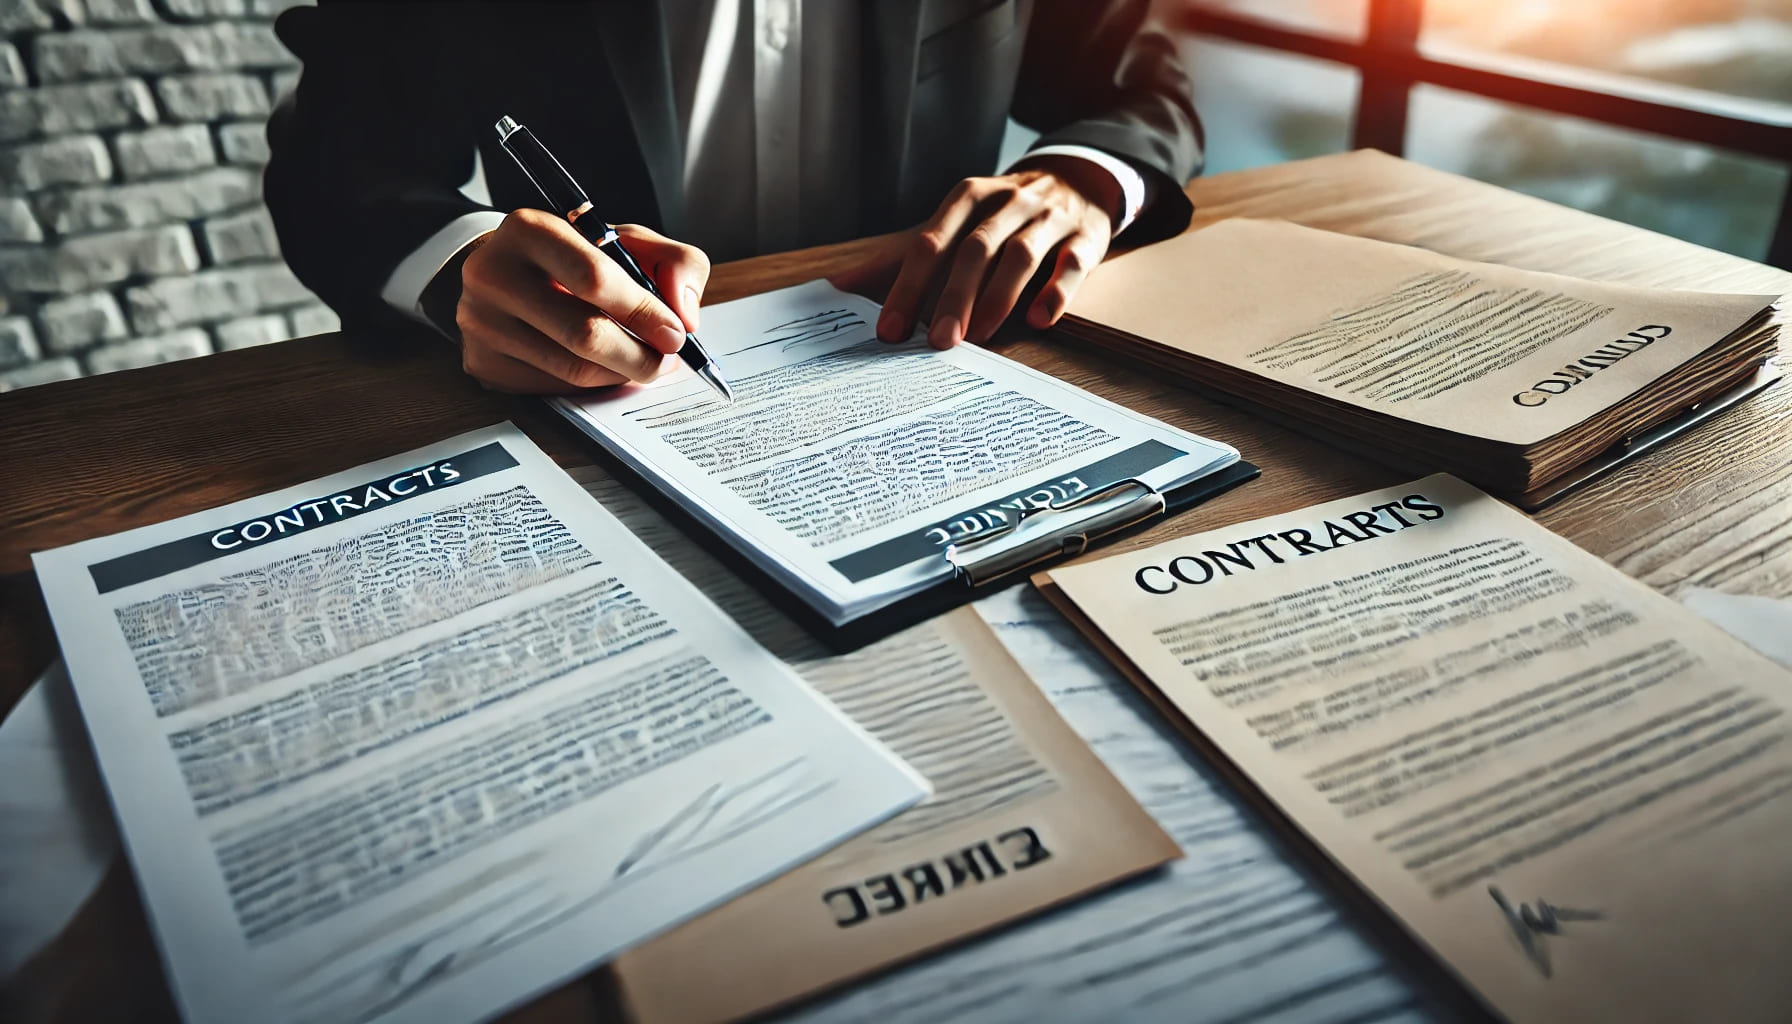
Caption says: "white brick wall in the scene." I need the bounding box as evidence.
[0,0,323,392]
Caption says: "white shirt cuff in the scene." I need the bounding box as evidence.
[379,211,508,323]
[1012,143,1148,234]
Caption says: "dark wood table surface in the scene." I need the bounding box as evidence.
[2,149,1787,1022]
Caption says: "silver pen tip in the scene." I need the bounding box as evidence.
[696,363,735,403]
[494,115,519,141]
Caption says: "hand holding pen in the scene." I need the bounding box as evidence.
[448,118,731,399]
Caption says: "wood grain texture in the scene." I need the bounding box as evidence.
[1,151,1787,1024]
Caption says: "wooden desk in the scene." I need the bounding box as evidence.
[2,150,1787,1022]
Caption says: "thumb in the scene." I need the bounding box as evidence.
[616,224,710,334]
[829,232,906,303]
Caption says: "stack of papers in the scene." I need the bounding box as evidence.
[1061,219,1779,507]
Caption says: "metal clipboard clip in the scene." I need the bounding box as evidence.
[944,478,1166,588]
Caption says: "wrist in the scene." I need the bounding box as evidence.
[1014,145,1150,235]
[1017,154,1125,230]
[418,231,493,342]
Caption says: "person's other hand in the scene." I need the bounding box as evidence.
[456,211,709,393]
[874,156,1122,349]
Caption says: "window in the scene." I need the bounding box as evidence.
[1171,0,1792,267]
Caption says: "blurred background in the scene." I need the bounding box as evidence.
[2,0,1789,391]
[1169,0,1791,260]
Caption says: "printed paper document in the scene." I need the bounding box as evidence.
[1038,475,1792,1021]
[30,423,927,1024]
[1061,219,1777,503]
[561,466,1180,1023]
[556,280,1240,623]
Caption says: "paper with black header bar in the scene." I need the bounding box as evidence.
[554,280,1240,624]
[30,422,927,1024]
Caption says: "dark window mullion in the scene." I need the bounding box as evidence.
[1351,0,1424,155]
[1769,190,1792,271]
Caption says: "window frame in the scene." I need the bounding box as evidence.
[1176,0,1792,269]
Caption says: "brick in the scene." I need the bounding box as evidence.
[36,166,258,233]
[251,0,310,16]
[161,0,247,18]
[37,289,127,351]
[203,206,278,264]
[216,121,267,165]
[114,123,214,179]
[0,197,43,242]
[125,262,312,331]
[87,327,211,373]
[0,224,199,293]
[0,79,158,141]
[0,357,81,391]
[270,67,298,100]
[155,73,269,121]
[287,302,337,336]
[0,315,41,368]
[35,24,290,82]
[82,0,155,23]
[0,42,26,89]
[0,0,84,33]
[213,312,288,350]
[0,133,111,190]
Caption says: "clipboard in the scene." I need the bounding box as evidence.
[569,433,1259,651]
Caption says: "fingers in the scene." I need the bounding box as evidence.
[875,170,1115,348]
[929,189,1041,348]
[463,245,671,384]
[1027,231,1106,330]
[962,212,1062,344]
[617,223,710,334]
[877,180,982,342]
[459,299,671,393]
[461,347,598,395]
[829,233,905,304]
[456,210,714,392]
[495,209,687,354]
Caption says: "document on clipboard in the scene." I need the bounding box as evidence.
[554,280,1251,646]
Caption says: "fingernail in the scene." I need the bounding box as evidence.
[682,287,701,330]
[877,310,902,340]
[651,323,686,353]
[929,315,960,347]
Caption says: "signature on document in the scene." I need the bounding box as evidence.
[1488,885,1605,978]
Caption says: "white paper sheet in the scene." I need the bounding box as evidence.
[1677,587,1792,669]
[0,661,118,984]
[27,422,926,1024]
[556,280,1239,623]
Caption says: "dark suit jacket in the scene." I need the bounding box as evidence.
[265,0,1203,332]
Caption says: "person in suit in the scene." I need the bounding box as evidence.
[265,1,1201,393]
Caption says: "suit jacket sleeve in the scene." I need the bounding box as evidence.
[1012,0,1202,244]
[264,2,494,330]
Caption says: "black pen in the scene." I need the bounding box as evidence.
[494,115,734,402]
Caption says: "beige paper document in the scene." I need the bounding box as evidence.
[562,467,1181,1024]
[1037,475,1792,1022]
[1063,219,1778,503]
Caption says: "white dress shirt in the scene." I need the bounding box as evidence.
[381,0,1147,324]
